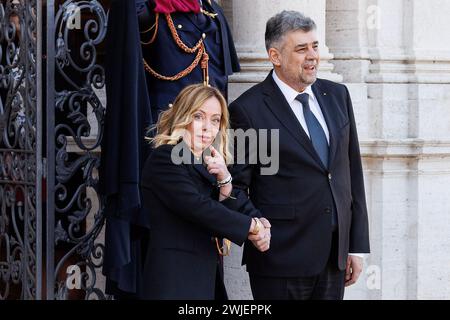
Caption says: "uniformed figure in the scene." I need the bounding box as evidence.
[101,0,240,298]
[136,0,240,122]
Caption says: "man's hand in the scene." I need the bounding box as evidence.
[345,255,363,287]
[248,218,271,252]
[259,218,271,229]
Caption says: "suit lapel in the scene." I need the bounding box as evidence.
[193,162,217,186]
[182,12,203,32]
[181,5,216,34]
[210,0,231,74]
[177,141,217,185]
[190,152,217,186]
[312,80,339,167]
[262,74,325,169]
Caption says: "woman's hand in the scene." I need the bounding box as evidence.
[204,145,230,182]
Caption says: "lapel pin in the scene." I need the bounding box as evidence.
[323,93,327,96]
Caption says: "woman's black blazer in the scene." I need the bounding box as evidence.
[139,143,260,299]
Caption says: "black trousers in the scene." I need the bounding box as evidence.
[249,231,346,300]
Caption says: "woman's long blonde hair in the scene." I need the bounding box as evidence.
[146,84,232,164]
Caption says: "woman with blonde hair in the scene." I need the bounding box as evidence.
[140,84,270,300]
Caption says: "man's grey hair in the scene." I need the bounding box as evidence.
[265,11,317,51]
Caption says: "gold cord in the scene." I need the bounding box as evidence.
[142,13,209,84]
[215,238,231,256]
[140,12,159,45]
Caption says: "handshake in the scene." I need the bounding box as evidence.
[248,217,271,252]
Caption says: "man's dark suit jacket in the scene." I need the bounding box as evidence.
[139,143,258,299]
[229,71,370,277]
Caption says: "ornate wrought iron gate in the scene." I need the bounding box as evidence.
[0,0,109,300]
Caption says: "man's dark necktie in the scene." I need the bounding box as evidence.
[295,93,329,168]
[296,93,337,229]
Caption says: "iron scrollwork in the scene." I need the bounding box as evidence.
[51,0,108,300]
[0,0,39,300]
[1,0,109,300]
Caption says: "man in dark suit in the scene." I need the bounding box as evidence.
[229,11,370,300]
